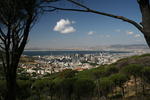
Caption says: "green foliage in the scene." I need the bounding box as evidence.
[60,78,76,100]
[99,77,114,97]
[110,73,128,87]
[138,53,150,58]
[59,69,78,78]
[76,69,96,80]
[17,80,32,100]
[17,68,31,80]
[1,53,149,100]
[0,80,6,99]
[122,64,143,77]
[142,66,150,83]
[0,65,4,79]
[105,65,119,75]
[74,78,95,98]
[31,79,55,100]
[92,67,107,79]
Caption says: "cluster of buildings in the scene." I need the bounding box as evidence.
[19,52,136,75]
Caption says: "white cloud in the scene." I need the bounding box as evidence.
[134,34,141,38]
[61,26,75,34]
[53,19,76,34]
[87,31,95,35]
[126,31,134,35]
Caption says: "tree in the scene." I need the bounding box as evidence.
[16,80,32,100]
[98,77,114,99]
[93,66,108,100]
[142,66,150,83]
[0,0,58,100]
[141,66,150,94]
[60,78,76,100]
[74,79,95,100]
[122,64,143,96]
[0,0,38,99]
[32,79,50,100]
[44,0,150,47]
[110,73,129,97]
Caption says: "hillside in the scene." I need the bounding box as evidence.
[0,54,150,100]
[114,54,150,68]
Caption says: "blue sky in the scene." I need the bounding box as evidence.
[26,0,147,49]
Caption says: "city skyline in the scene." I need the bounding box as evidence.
[26,0,147,49]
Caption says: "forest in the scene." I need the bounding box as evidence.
[0,54,150,100]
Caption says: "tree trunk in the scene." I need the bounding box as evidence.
[134,77,138,96]
[121,86,125,98]
[96,80,101,100]
[5,68,17,100]
[141,78,145,95]
[138,0,150,47]
[144,33,150,47]
[5,51,22,100]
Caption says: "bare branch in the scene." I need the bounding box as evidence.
[88,9,144,33]
[0,35,5,42]
[0,44,5,50]
[44,0,144,33]
[0,53,6,74]
[0,14,8,25]
[18,15,33,55]
[67,0,90,10]
[0,27,7,40]
[42,5,89,12]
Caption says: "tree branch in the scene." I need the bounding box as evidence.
[67,0,90,10]
[0,27,7,41]
[18,15,33,56]
[0,45,5,50]
[0,53,7,74]
[88,9,144,33]
[41,5,89,12]
[43,0,144,33]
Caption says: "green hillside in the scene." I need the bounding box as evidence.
[0,54,150,100]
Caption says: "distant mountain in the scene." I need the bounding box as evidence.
[25,44,149,51]
[109,44,149,49]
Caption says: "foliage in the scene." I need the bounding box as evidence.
[0,80,6,99]
[74,78,95,99]
[142,66,150,83]
[99,77,114,98]
[110,73,129,87]
[0,54,149,100]
[17,80,32,100]
[122,64,143,77]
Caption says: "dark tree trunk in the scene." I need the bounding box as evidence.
[3,14,32,100]
[144,33,150,47]
[5,54,20,100]
[138,0,150,47]
[142,82,145,95]
[5,71,17,100]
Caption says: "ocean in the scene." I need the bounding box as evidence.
[23,50,131,56]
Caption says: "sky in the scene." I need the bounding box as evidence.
[26,0,147,49]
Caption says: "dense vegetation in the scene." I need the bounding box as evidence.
[0,54,150,100]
